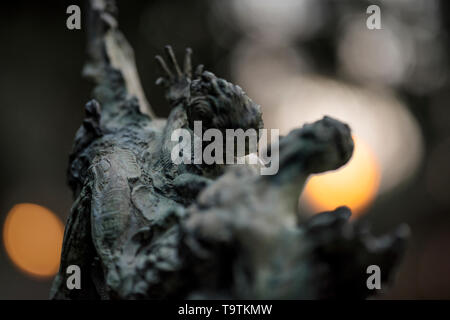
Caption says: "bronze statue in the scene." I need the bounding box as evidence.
[50,0,408,299]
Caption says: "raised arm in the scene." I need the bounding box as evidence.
[83,0,154,118]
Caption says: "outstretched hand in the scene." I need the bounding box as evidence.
[155,45,204,106]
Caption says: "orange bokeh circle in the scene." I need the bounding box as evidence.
[3,203,64,278]
[303,136,380,217]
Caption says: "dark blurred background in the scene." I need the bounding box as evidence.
[0,0,449,299]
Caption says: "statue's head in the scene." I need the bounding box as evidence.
[187,71,263,134]
[278,116,354,175]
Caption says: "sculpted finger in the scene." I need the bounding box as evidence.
[155,77,168,87]
[184,48,193,78]
[155,55,174,80]
[194,64,204,78]
[164,45,182,78]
